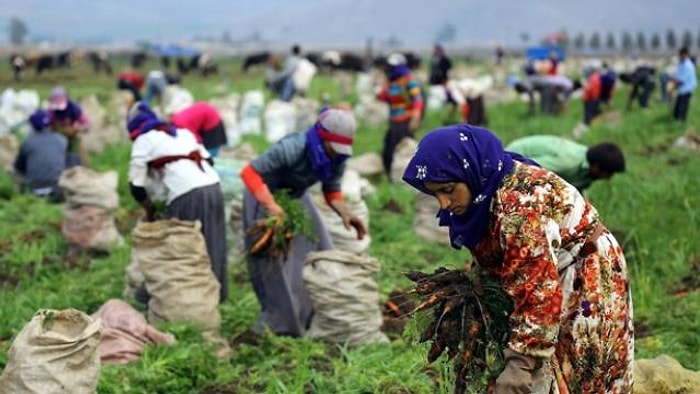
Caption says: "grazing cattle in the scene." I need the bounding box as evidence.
[55,51,73,68]
[305,52,322,67]
[130,52,148,68]
[176,57,189,74]
[186,53,217,77]
[321,51,367,72]
[403,52,422,70]
[242,51,270,73]
[35,54,55,76]
[373,52,422,71]
[87,51,113,75]
[10,54,26,81]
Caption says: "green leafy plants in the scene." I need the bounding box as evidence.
[246,190,316,259]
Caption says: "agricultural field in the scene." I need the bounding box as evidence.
[0,55,699,393]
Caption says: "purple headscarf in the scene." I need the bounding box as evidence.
[402,124,537,250]
[126,101,176,140]
[389,64,411,80]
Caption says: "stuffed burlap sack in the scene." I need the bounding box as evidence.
[62,206,124,251]
[303,250,389,346]
[634,355,700,394]
[58,167,119,211]
[310,194,371,255]
[0,309,101,394]
[131,219,225,347]
[412,192,449,245]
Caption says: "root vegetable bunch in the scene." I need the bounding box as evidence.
[246,191,315,260]
[404,267,512,394]
[246,216,294,259]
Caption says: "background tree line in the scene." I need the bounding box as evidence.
[570,29,700,53]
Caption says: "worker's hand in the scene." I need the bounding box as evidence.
[342,214,367,240]
[409,115,421,133]
[264,202,285,217]
[495,349,541,394]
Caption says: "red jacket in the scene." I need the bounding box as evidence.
[583,72,601,101]
[170,102,222,143]
[118,71,145,90]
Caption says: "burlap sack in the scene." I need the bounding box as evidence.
[91,299,175,365]
[0,309,101,394]
[123,249,145,303]
[0,134,18,171]
[227,199,245,262]
[303,250,389,346]
[346,152,384,177]
[310,194,371,255]
[412,192,450,245]
[62,206,124,251]
[58,167,120,211]
[390,137,418,183]
[634,355,700,394]
[132,219,225,348]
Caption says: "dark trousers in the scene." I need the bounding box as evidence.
[630,81,655,108]
[673,93,692,122]
[584,100,601,125]
[382,120,412,178]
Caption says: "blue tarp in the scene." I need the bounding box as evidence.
[148,44,200,57]
[526,45,566,61]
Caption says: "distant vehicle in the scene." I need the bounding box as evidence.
[526,45,566,62]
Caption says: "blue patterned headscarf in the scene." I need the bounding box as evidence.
[126,101,176,140]
[402,124,537,250]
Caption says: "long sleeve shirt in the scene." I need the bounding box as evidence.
[505,135,592,190]
[170,102,222,143]
[248,131,343,198]
[128,128,218,203]
[376,74,424,122]
[676,58,697,95]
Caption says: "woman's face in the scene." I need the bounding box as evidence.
[424,181,472,216]
[322,140,339,159]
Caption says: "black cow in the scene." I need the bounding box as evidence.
[242,51,270,73]
[130,52,148,68]
[161,56,171,68]
[10,54,26,81]
[55,51,72,68]
[87,51,113,75]
[372,52,422,71]
[176,57,189,74]
[187,53,217,77]
[322,51,367,73]
[35,54,54,76]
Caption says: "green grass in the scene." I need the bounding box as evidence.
[1,56,699,393]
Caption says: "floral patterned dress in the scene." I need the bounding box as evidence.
[472,161,633,394]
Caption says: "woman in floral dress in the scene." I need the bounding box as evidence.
[402,125,633,394]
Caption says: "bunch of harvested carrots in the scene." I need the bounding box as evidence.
[404,267,512,394]
[246,216,294,259]
[246,191,315,260]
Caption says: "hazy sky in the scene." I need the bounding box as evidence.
[1,0,699,47]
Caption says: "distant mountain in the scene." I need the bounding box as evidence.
[1,0,699,48]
